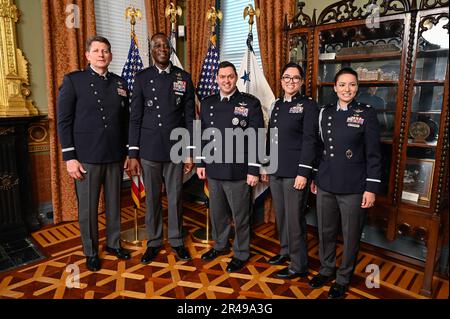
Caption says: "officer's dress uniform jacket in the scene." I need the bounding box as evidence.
[128,64,195,161]
[196,90,264,179]
[316,99,382,194]
[58,67,129,163]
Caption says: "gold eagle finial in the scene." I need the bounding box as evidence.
[243,4,260,33]
[165,3,182,24]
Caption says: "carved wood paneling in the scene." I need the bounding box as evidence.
[291,1,313,28]
[419,0,450,10]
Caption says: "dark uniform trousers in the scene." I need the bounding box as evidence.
[141,159,183,248]
[75,162,123,257]
[208,178,251,261]
[269,176,309,273]
[316,187,367,286]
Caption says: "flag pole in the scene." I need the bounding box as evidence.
[121,6,148,247]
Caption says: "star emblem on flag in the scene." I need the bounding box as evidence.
[241,70,251,84]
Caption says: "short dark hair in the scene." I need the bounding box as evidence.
[150,32,170,49]
[334,67,358,84]
[86,36,111,52]
[217,61,237,75]
[281,62,304,79]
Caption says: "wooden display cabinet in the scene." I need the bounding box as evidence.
[286,0,448,296]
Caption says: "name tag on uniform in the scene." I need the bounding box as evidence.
[289,103,304,113]
[117,88,127,97]
[173,80,186,93]
[234,106,248,117]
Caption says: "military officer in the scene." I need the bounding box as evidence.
[308,67,382,299]
[197,61,264,273]
[261,62,319,279]
[57,36,131,272]
[128,33,195,263]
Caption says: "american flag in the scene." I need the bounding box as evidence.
[196,42,220,100]
[121,34,144,97]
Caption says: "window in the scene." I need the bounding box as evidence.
[219,0,263,70]
[94,0,149,75]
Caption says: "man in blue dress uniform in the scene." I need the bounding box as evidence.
[128,33,196,263]
[57,36,131,272]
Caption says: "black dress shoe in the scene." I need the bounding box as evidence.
[201,248,230,261]
[308,273,335,289]
[105,246,131,260]
[86,255,101,272]
[172,246,191,261]
[328,283,347,299]
[226,257,247,273]
[275,268,309,279]
[268,254,290,265]
[141,246,161,264]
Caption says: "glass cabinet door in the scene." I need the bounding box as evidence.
[316,19,405,196]
[401,14,449,208]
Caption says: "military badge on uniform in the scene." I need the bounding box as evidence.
[354,108,364,113]
[240,120,247,128]
[173,80,186,93]
[347,115,364,127]
[176,97,181,105]
[117,88,127,97]
[234,106,248,117]
[232,117,239,125]
[346,149,353,159]
[146,99,153,107]
[289,103,304,113]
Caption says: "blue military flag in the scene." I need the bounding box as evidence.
[121,34,144,97]
[196,41,220,100]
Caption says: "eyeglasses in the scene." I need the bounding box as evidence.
[282,75,302,83]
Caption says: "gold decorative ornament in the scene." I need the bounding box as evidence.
[0,0,38,117]
[165,2,182,25]
[125,6,142,35]
[409,121,430,143]
[243,4,260,33]
[206,7,222,46]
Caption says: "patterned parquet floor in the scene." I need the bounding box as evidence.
[0,199,448,300]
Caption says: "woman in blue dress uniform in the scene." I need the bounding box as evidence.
[308,67,382,298]
[262,62,319,279]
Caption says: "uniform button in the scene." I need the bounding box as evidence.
[90,83,94,87]
[158,114,161,118]
[327,123,331,126]
[329,138,333,142]
[214,147,217,151]
[213,139,216,142]
[94,91,98,95]
[102,116,106,120]
[152,88,155,91]
[330,153,335,157]
[158,123,162,127]
[330,146,334,149]
[104,124,108,128]
[97,100,101,103]
[210,106,214,109]
[275,134,278,137]
[276,107,279,111]
[156,106,160,109]
[212,130,216,134]
[274,126,278,129]
[328,116,332,120]
[275,141,278,144]
[211,122,214,125]
[327,130,331,134]
[210,113,213,116]
[274,119,277,123]
[150,80,154,83]
[274,113,278,116]
[154,97,158,100]
[100,108,104,111]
